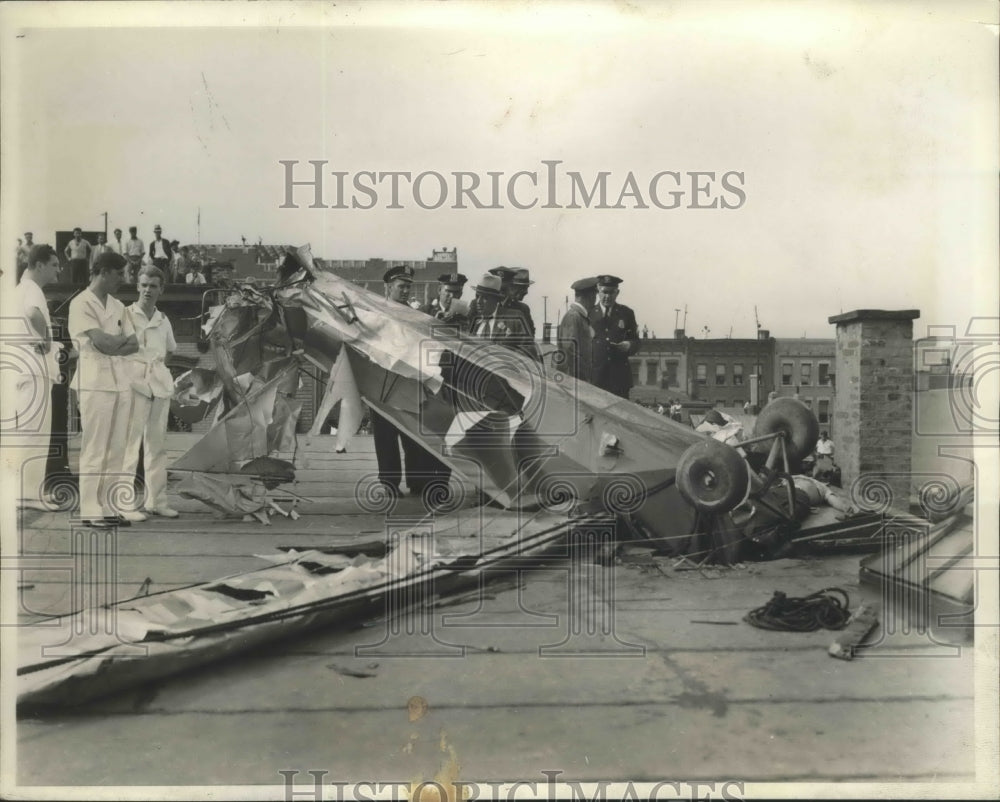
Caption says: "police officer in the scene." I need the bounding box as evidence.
[421,272,469,329]
[371,265,450,501]
[590,275,639,399]
[556,276,598,383]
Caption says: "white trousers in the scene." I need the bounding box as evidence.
[121,392,170,510]
[8,373,53,502]
[78,389,132,519]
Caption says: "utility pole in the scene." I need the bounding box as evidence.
[100,211,108,237]
[674,308,680,331]
[543,295,548,329]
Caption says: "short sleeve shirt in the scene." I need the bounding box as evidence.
[66,238,91,260]
[68,289,129,391]
[10,278,58,381]
[124,304,177,398]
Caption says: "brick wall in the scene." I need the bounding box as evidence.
[830,310,919,511]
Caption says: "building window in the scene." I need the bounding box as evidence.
[781,362,793,386]
[715,364,727,385]
[696,364,707,385]
[664,360,679,388]
[803,397,813,409]
[646,360,658,385]
[733,364,744,385]
[716,400,726,408]
[630,360,641,386]
[818,362,831,386]
[800,362,812,386]
[818,399,830,423]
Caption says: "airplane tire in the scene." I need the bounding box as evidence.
[752,398,820,463]
[676,439,750,514]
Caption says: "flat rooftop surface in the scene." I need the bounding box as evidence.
[10,434,984,793]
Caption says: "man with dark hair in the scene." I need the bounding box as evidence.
[68,251,141,527]
[64,228,92,283]
[7,244,63,510]
[108,228,124,256]
[591,275,640,398]
[557,276,598,383]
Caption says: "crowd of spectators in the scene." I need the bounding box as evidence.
[15,225,212,286]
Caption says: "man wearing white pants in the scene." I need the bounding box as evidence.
[121,266,179,517]
[68,252,141,528]
[6,244,63,510]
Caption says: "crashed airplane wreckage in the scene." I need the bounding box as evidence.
[18,246,903,707]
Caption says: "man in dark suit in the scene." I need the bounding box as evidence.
[470,272,541,362]
[590,275,640,399]
[556,276,598,382]
[489,265,536,339]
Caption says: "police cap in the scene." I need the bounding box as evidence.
[383,264,415,283]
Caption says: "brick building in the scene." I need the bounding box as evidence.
[773,337,836,430]
[629,330,776,411]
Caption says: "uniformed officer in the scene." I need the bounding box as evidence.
[590,275,640,399]
[556,276,599,383]
[372,265,450,501]
[420,272,469,329]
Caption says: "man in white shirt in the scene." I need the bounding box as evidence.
[148,224,173,276]
[185,264,207,285]
[89,233,111,269]
[121,266,179,518]
[5,244,63,510]
[124,226,145,284]
[68,251,142,527]
[108,228,125,256]
[64,228,92,284]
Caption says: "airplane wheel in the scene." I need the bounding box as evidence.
[676,439,750,514]
[752,398,820,463]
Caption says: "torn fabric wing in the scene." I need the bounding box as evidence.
[308,342,364,452]
[172,358,301,473]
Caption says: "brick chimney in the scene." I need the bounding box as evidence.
[828,309,920,512]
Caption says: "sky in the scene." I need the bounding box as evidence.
[2,0,997,340]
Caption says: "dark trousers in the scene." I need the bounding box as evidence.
[371,412,450,494]
[69,259,89,284]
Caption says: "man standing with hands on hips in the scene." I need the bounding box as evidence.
[590,275,640,399]
[68,251,142,527]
